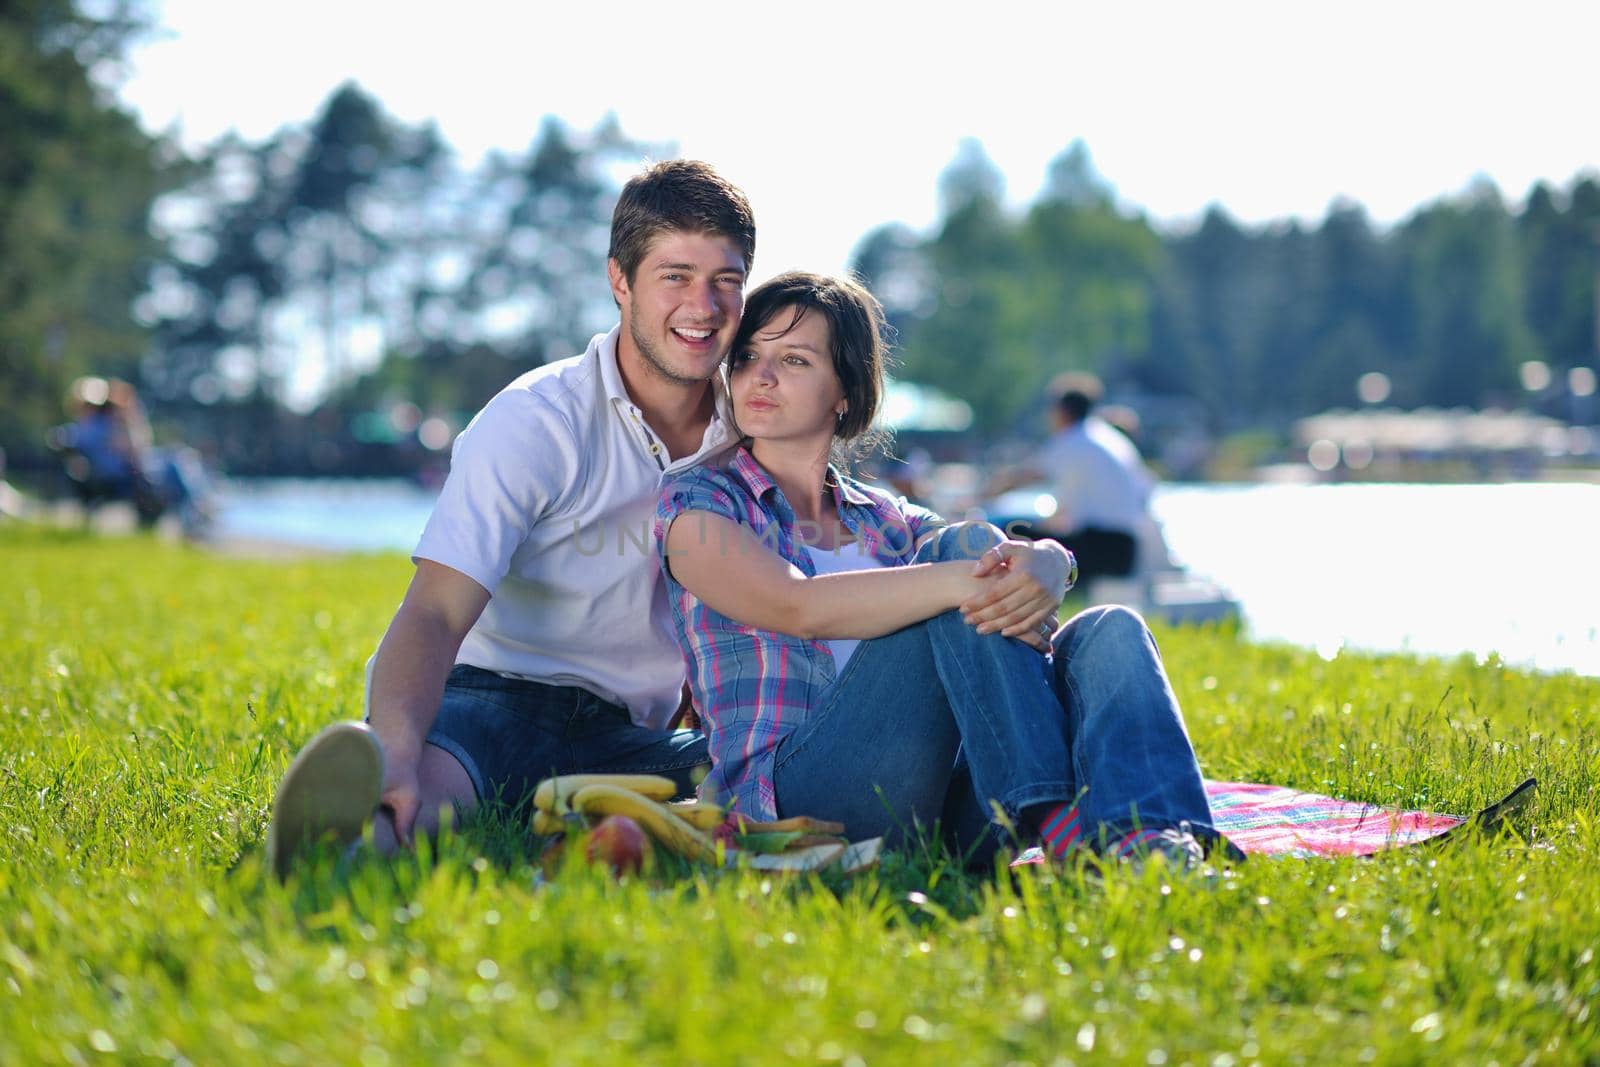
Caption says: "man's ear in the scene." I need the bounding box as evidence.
[606,258,629,306]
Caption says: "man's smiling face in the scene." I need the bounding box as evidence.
[611,230,746,385]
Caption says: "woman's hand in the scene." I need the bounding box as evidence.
[960,539,1073,640]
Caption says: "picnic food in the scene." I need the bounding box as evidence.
[567,782,719,863]
[532,773,678,815]
[666,801,729,831]
[585,814,653,875]
[531,774,883,875]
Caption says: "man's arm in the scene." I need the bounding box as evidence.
[367,559,490,844]
[983,461,1045,499]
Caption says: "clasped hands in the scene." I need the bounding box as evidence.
[961,537,1074,652]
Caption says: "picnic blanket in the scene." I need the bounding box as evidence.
[1205,776,1537,857]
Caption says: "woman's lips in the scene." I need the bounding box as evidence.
[743,396,777,411]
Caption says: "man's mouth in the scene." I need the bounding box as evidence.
[671,326,716,345]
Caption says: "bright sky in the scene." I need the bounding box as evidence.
[118,0,1600,289]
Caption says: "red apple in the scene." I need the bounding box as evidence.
[585,815,653,876]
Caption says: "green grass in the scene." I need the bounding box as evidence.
[2,524,1597,1065]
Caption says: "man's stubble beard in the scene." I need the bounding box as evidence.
[627,305,720,387]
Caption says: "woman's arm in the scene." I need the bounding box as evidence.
[664,509,989,640]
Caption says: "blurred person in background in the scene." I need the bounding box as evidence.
[994,372,1155,585]
[49,376,164,526]
[48,376,215,537]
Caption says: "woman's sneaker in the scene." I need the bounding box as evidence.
[266,722,383,880]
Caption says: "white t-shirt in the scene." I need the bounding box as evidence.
[1033,416,1154,535]
[801,541,887,671]
[413,326,736,729]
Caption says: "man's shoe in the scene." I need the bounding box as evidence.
[1115,827,1207,874]
[266,722,383,880]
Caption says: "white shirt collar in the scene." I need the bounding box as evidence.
[596,324,734,454]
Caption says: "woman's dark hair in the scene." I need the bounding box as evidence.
[730,271,889,455]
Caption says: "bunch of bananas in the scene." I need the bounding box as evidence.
[531,773,881,873]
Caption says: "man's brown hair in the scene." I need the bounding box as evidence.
[609,160,756,284]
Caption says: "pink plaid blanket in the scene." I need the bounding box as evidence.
[1010,778,1535,865]
[1207,777,1536,857]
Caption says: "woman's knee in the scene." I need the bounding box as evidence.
[919,520,1005,563]
[1057,603,1154,656]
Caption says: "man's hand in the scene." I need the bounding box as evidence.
[961,539,1073,640]
[366,559,490,850]
[379,755,423,848]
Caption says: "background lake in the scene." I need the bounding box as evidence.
[218,479,1600,678]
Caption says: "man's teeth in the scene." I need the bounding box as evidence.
[674,328,713,340]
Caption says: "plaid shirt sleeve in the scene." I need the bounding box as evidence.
[654,469,745,576]
[899,498,946,547]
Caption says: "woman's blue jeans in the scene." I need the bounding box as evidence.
[770,525,1219,865]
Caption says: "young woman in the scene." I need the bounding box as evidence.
[654,272,1231,868]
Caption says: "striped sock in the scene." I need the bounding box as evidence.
[1110,828,1165,857]
[1035,802,1085,859]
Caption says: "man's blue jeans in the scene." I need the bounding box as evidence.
[423,665,708,810]
[771,524,1220,865]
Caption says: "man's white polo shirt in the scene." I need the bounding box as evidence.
[413,325,735,730]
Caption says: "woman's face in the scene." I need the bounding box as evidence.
[729,306,846,447]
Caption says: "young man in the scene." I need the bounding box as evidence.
[266,160,755,875]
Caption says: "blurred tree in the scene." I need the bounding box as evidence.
[850,220,934,369]
[146,84,441,413]
[1158,206,1267,425]
[1519,178,1600,370]
[1299,202,1403,408]
[1398,183,1532,408]
[0,0,168,468]
[877,140,1167,433]
[454,114,658,365]
[1040,139,1114,210]
[938,137,1006,216]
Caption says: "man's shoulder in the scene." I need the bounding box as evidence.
[662,457,743,498]
[498,342,605,417]
[463,336,614,443]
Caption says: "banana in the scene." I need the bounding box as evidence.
[534,774,678,815]
[668,801,729,832]
[531,810,570,836]
[568,783,718,863]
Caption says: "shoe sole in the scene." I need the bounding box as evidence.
[266,722,384,881]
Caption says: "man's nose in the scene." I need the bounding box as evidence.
[683,278,718,320]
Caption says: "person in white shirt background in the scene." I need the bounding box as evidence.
[1002,372,1157,587]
